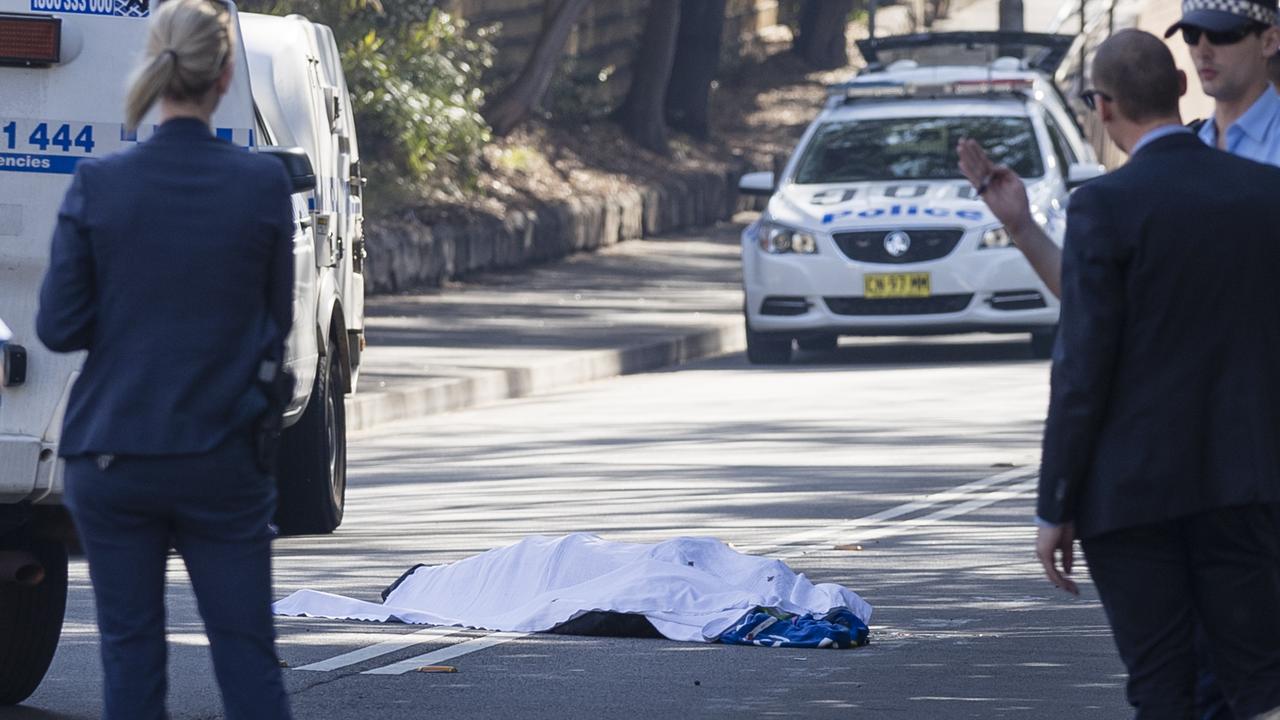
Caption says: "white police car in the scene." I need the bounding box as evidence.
[739,32,1104,364]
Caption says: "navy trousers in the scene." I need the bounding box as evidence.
[64,434,292,720]
[1082,504,1280,720]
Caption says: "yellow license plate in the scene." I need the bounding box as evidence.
[864,272,931,299]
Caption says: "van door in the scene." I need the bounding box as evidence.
[0,0,258,503]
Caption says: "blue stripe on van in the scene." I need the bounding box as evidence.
[215,128,234,142]
[0,152,85,175]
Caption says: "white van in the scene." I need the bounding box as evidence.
[0,0,365,704]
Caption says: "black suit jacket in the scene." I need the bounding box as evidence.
[37,118,295,457]
[1039,131,1280,539]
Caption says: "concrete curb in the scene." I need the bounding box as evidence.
[345,319,745,432]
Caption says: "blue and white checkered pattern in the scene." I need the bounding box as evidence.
[113,0,148,17]
[1183,0,1279,26]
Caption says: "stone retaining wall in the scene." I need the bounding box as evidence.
[364,165,743,294]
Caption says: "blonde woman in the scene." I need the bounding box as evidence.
[36,1,294,717]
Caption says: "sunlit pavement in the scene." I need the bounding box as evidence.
[10,336,1130,719]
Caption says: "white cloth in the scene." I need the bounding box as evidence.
[0,317,10,343]
[273,533,873,643]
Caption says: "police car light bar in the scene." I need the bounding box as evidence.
[828,81,909,101]
[0,13,61,67]
[829,77,1036,104]
[949,79,1036,95]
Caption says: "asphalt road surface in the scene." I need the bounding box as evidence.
[7,336,1130,719]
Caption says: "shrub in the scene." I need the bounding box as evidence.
[238,1,494,204]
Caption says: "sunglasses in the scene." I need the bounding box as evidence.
[1181,23,1266,46]
[1078,88,1113,111]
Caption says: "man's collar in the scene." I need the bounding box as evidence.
[1234,86,1280,143]
[1200,86,1280,145]
[1131,123,1193,156]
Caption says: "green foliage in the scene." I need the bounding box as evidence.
[238,1,494,202]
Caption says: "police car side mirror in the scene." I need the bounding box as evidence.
[1066,162,1105,189]
[259,146,317,195]
[739,171,776,197]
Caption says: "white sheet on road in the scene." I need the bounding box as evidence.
[273,533,873,643]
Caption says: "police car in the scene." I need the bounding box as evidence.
[739,32,1104,363]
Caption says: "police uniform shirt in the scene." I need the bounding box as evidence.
[1197,85,1280,165]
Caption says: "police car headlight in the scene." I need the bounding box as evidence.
[979,226,1013,250]
[758,222,819,255]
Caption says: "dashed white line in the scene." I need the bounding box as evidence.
[293,627,465,672]
[741,466,1036,559]
[837,476,1038,545]
[360,632,530,675]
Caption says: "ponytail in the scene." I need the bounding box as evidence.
[124,0,232,131]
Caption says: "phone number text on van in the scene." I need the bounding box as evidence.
[29,0,149,18]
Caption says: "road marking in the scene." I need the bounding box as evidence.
[837,477,1038,545]
[293,627,465,672]
[741,466,1036,558]
[296,468,1038,675]
[361,632,530,675]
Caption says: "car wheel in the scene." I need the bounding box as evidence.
[275,337,347,535]
[745,321,793,365]
[1030,327,1057,359]
[0,534,67,706]
[796,334,838,353]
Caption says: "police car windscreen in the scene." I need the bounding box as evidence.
[794,117,1043,184]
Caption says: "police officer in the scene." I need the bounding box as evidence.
[1170,0,1280,161]
[958,0,1280,293]
[35,1,294,718]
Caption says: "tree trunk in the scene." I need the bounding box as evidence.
[794,0,854,70]
[664,0,726,139]
[614,0,681,154]
[483,0,593,136]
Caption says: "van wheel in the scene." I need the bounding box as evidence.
[275,339,347,535]
[1030,327,1057,360]
[745,321,793,365]
[796,334,838,353]
[0,535,67,706]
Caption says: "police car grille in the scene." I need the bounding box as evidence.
[824,294,974,316]
[833,228,965,264]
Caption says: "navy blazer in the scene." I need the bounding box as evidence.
[1039,131,1280,538]
[37,118,295,457]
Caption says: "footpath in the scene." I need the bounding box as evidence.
[346,224,747,432]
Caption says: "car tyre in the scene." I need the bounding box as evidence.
[796,334,838,353]
[0,535,67,706]
[746,322,793,365]
[1030,327,1057,360]
[275,337,347,535]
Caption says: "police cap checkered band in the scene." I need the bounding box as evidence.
[1183,0,1278,26]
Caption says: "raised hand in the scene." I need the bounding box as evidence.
[957,138,1035,236]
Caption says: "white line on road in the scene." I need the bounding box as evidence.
[361,632,530,675]
[293,627,465,672]
[295,467,1038,675]
[836,477,1038,545]
[742,466,1036,558]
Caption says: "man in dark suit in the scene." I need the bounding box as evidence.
[970,30,1280,718]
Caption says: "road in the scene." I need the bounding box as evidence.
[7,334,1129,719]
